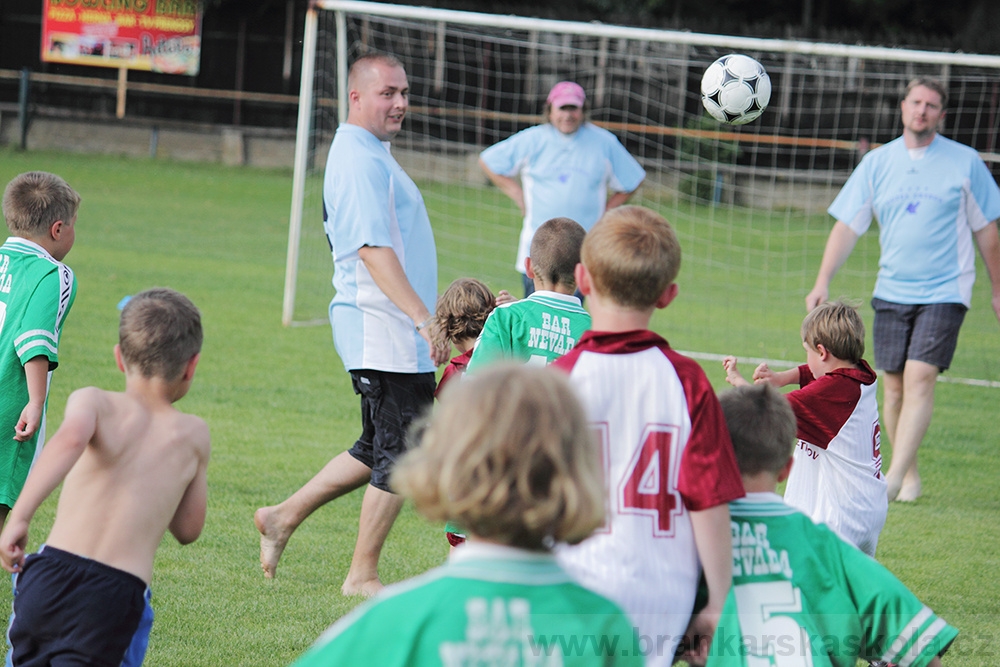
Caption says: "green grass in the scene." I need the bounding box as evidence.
[1,147,998,665]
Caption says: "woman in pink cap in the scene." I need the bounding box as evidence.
[479,81,646,297]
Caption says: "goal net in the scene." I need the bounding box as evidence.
[285,0,1000,383]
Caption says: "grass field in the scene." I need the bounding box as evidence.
[0,147,998,666]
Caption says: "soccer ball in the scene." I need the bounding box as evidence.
[701,54,771,125]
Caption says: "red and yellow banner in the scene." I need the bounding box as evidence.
[41,0,204,76]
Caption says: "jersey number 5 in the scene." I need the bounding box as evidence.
[597,424,682,536]
[733,581,814,667]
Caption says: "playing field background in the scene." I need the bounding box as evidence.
[0,148,997,666]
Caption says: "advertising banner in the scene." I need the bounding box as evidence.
[41,1,204,76]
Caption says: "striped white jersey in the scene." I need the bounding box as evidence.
[553,330,744,665]
[782,361,887,556]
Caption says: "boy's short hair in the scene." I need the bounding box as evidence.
[581,205,680,310]
[529,217,586,289]
[433,278,495,346]
[2,172,81,237]
[392,364,605,550]
[801,300,865,364]
[119,288,203,381]
[719,384,797,476]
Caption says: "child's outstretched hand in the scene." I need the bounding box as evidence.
[752,363,774,384]
[495,290,516,306]
[722,356,749,387]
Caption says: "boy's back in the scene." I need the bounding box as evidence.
[709,493,956,667]
[782,360,886,556]
[45,385,209,584]
[466,291,590,369]
[553,330,744,662]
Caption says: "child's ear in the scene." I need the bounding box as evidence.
[49,219,65,241]
[574,263,591,296]
[182,353,201,382]
[654,282,678,309]
[776,456,794,483]
[114,344,126,373]
[524,257,536,280]
[815,343,831,360]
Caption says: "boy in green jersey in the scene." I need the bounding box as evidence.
[465,217,590,371]
[290,365,642,666]
[0,172,79,532]
[702,384,956,667]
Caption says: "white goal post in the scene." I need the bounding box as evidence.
[284,0,1000,382]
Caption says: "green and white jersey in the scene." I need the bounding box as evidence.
[291,542,643,667]
[466,291,590,373]
[0,237,76,507]
[707,493,957,667]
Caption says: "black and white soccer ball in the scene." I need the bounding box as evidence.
[701,54,771,125]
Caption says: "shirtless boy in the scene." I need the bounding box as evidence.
[0,287,210,666]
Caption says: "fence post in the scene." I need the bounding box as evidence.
[18,68,31,150]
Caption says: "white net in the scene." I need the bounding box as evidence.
[286,1,1000,382]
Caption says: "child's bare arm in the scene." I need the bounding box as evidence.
[0,388,98,572]
[168,421,210,545]
[752,363,798,387]
[14,357,50,442]
[684,503,734,664]
[722,356,751,387]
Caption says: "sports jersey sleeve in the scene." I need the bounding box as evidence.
[323,138,395,256]
[967,155,1000,231]
[834,538,958,666]
[605,135,646,194]
[479,129,531,177]
[16,269,74,369]
[465,308,513,374]
[669,353,745,511]
[786,370,863,451]
[828,155,875,235]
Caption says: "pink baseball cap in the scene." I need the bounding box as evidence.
[547,81,585,108]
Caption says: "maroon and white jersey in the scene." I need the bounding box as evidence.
[553,330,744,665]
[782,360,887,556]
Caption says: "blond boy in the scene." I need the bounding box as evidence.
[465,216,590,372]
[0,172,80,533]
[0,288,210,666]
[552,205,745,666]
[708,384,955,667]
[723,300,886,556]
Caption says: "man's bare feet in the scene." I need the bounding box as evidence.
[341,577,384,598]
[254,506,291,579]
[895,478,922,502]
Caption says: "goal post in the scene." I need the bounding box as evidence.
[285,0,1000,382]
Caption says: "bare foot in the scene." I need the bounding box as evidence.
[254,506,291,579]
[895,478,922,502]
[341,577,384,598]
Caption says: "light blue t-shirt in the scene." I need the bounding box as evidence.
[480,122,646,273]
[323,123,437,373]
[828,134,1000,307]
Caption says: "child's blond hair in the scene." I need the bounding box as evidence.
[120,288,203,382]
[719,384,797,476]
[2,172,81,237]
[581,205,680,309]
[801,300,865,364]
[529,217,586,289]
[432,278,495,347]
[392,364,605,550]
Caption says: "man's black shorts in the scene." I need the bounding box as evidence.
[871,298,967,373]
[347,370,435,492]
